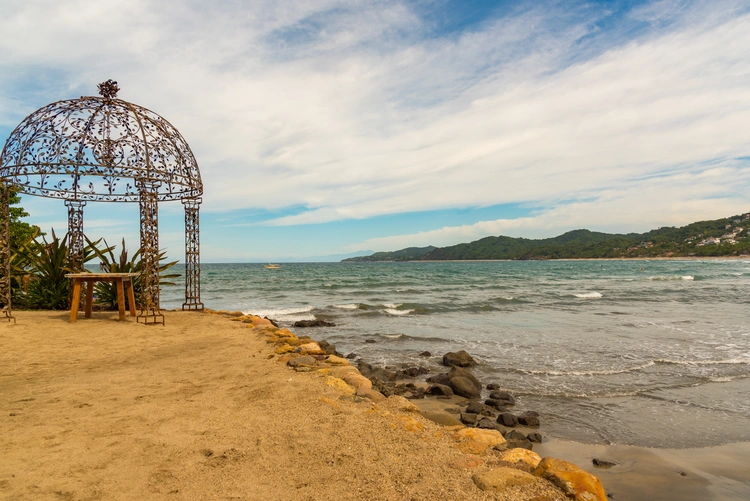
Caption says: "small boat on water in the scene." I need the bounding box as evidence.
[264,263,281,269]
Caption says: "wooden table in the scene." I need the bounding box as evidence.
[66,273,138,322]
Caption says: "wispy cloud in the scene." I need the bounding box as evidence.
[1,1,749,259]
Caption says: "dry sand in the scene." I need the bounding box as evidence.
[1,310,566,501]
[3,310,747,501]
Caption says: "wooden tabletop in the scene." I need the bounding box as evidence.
[66,273,139,279]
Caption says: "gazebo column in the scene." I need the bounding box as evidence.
[137,181,164,325]
[65,200,86,273]
[0,183,13,322]
[182,197,203,311]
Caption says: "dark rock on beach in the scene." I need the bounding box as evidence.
[317,340,341,356]
[264,316,279,327]
[293,319,336,327]
[449,377,481,399]
[477,417,498,430]
[497,412,519,427]
[487,383,501,390]
[427,384,454,396]
[418,351,432,357]
[527,432,543,443]
[365,339,377,343]
[460,412,479,426]
[592,458,618,468]
[442,350,476,368]
[448,366,482,391]
[484,399,509,412]
[518,412,540,427]
[287,356,317,368]
[396,366,430,379]
[465,402,496,416]
[489,391,516,405]
[357,362,396,382]
[426,373,450,385]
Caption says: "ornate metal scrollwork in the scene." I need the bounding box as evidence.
[137,181,164,325]
[0,184,13,322]
[0,82,204,323]
[65,200,86,273]
[182,198,203,311]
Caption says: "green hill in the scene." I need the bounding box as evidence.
[343,213,750,261]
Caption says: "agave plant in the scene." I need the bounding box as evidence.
[86,237,180,311]
[14,230,100,310]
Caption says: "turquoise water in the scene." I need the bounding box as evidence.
[162,260,750,448]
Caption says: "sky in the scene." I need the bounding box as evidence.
[1,0,749,262]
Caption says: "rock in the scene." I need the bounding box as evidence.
[534,457,607,501]
[357,362,397,382]
[396,366,430,379]
[473,467,537,491]
[505,430,527,441]
[293,319,336,327]
[449,377,481,399]
[484,399,509,412]
[355,387,386,403]
[264,316,279,327]
[365,339,377,344]
[426,384,454,396]
[527,432,543,443]
[497,412,519,427]
[465,402,496,416]
[318,340,341,356]
[296,342,325,355]
[419,351,432,357]
[375,395,421,413]
[324,355,349,366]
[421,411,463,427]
[426,373,450,385]
[287,356,317,367]
[345,352,359,359]
[448,366,482,390]
[476,417,497,430]
[326,376,355,395]
[488,391,516,405]
[506,439,533,450]
[486,383,501,390]
[592,458,618,468]
[518,413,540,427]
[500,448,542,469]
[442,350,477,367]
[341,373,373,391]
[451,428,506,455]
[460,412,478,426]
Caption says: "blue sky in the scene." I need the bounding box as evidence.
[1,0,749,262]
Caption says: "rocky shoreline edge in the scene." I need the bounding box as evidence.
[209,309,609,501]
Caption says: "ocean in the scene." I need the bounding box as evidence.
[161,259,750,449]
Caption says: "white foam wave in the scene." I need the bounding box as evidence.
[384,308,413,316]
[383,303,402,309]
[333,303,359,310]
[524,361,654,376]
[243,306,315,322]
[655,358,750,366]
[648,275,694,281]
[574,292,602,299]
[379,333,406,339]
[681,276,694,281]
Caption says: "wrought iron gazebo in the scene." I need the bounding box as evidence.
[0,80,204,323]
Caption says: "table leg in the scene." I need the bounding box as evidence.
[116,278,126,321]
[125,279,137,317]
[85,280,94,318]
[69,279,81,323]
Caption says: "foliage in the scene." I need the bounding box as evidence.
[13,230,99,310]
[343,246,437,262]
[86,238,179,311]
[347,212,750,261]
[1,185,41,251]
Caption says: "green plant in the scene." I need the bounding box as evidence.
[86,238,179,310]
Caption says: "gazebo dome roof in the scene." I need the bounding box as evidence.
[0,80,202,202]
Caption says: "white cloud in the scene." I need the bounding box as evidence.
[2,0,749,256]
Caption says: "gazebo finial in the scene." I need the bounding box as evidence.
[98,79,120,99]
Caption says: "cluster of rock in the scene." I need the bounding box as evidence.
[207,310,607,501]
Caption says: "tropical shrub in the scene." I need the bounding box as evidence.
[86,238,179,311]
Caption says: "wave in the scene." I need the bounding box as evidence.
[574,292,602,299]
[379,333,406,340]
[243,305,316,322]
[654,357,750,366]
[518,361,656,376]
[333,303,359,310]
[384,308,414,316]
[382,303,402,309]
[647,275,695,281]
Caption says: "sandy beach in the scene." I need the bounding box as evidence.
[1,310,748,500]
